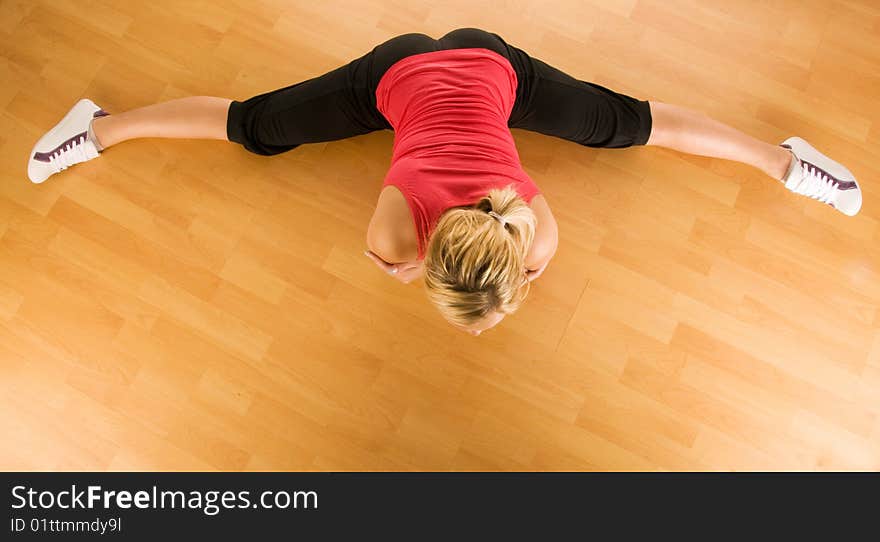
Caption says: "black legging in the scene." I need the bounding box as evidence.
[226,27,652,156]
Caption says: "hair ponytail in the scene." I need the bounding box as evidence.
[423,185,537,327]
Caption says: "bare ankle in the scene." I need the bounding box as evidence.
[88,116,107,151]
[769,146,794,181]
[89,116,110,149]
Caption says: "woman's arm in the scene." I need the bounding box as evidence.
[524,195,559,282]
[364,226,424,284]
[365,225,424,284]
[364,249,424,284]
[365,189,424,283]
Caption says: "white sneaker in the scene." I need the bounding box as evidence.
[780,136,862,216]
[27,98,109,184]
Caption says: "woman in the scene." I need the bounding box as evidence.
[27,28,862,336]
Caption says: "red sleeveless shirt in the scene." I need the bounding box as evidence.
[375,47,542,260]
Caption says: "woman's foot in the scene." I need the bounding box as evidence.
[27,98,109,184]
[779,137,862,216]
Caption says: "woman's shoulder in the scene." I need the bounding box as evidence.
[368,187,554,263]
[528,193,548,211]
[367,186,420,262]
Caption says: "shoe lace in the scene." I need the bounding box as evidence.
[47,135,90,172]
[790,162,838,204]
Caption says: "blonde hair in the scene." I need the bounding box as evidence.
[423,185,537,328]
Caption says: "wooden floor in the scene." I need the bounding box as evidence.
[1,0,879,471]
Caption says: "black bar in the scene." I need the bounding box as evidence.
[2,472,877,539]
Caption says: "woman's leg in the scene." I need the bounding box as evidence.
[90,96,232,149]
[498,37,792,182]
[91,61,388,157]
[27,96,234,184]
[645,101,792,181]
[31,31,446,184]
[89,31,508,155]
[500,40,861,214]
[89,34,424,155]
[223,32,443,156]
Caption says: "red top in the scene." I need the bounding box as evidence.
[375,47,542,260]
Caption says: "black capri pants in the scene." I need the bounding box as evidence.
[226,28,653,156]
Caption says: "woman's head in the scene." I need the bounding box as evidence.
[423,185,537,334]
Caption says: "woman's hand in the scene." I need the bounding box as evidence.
[364,250,424,284]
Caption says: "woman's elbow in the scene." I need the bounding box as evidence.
[525,226,558,270]
[366,229,404,264]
